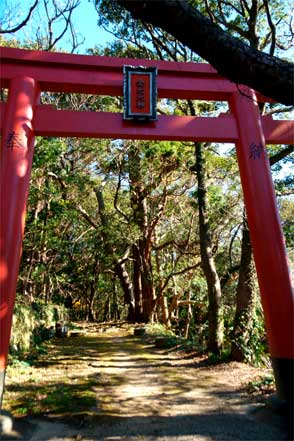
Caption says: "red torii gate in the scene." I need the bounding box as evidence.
[0,47,293,406]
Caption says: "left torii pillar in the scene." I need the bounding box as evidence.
[0,77,39,407]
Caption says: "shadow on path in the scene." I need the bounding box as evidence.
[2,327,289,440]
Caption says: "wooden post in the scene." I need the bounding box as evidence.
[230,86,294,406]
[0,77,39,407]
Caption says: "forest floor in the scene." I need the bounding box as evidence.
[2,322,289,441]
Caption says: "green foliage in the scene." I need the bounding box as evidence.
[9,359,32,371]
[145,323,175,337]
[144,323,187,349]
[246,312,270,367]
[208,349,231,364]
[188,0,293,58]
[230,306,270,367]
[246,375,275,395]
[10,302,68,355]
[41,383,97,413]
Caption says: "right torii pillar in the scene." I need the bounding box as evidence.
[230,87,294,410]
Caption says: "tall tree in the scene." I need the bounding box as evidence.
[95,186,135,320]
[194,142,223,352]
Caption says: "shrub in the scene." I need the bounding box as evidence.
[9,301,68,355]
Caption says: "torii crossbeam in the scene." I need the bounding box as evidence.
[0,47,293,409]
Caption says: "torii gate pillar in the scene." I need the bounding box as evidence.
[0,77,40,404]
[230,87,294,406]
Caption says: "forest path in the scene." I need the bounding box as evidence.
[3,324,286,440]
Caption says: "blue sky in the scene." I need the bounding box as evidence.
[0,0,113,53]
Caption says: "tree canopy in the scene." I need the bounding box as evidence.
[114,0,294,105]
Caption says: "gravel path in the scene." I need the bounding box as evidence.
[3,326,288,440]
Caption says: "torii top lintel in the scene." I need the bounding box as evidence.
[0,46,293,144]
[0,46,231,99]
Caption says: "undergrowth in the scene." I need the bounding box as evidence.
[246,375,275,395]
[144,323,267,367]
[9,301,69,358]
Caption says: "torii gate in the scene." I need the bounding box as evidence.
[0,47,293,407]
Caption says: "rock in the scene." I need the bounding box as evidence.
[69,330,84,337]
[134,327,146,336]
[0,410,13,435]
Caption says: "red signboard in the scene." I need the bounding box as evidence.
[130,73,151,114]
[124,66,157,121]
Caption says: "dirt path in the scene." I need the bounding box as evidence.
[3,325,287,440]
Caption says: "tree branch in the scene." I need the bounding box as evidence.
[265,106,294,116]
[159,261,201,296]
[262,0,276,55]
[147,190,167,241]
[269,145,294,166]
[0,0,38,34]
[114,163,130,223]
[71,204,99,230]
[116,0,294,105]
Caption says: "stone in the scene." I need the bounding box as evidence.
[0,410,13,435]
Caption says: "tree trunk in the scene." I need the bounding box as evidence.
[154,237,170,326]
[195,142,223,353]
[231,216,256,361]
[112,277,120,320]
[103,296,111,322]
[128,144,155,323]
[118,0,293,105]
[87,282,96,322]
[95,188,135,320]
[114,260,135,321]
[158,295,170,327]
[40,178,49,302]
[140,237,155,322]
[183,291,192,339]
[132,244,142,321]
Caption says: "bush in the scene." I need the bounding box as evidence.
[145,323,175,337]
[9,301,68,355]
[144,323,185,349]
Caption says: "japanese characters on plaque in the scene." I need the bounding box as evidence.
[123,66,157,121]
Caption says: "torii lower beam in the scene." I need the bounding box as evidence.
[0,103,292,144]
